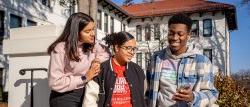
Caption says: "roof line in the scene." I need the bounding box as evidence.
[104,0,130,16]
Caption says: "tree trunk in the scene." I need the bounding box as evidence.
[90,0,97,22]
[77,0,97,22]
[78,0,90,15]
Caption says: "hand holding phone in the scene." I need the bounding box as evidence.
[172,83,193,102]
[178,83,191,91]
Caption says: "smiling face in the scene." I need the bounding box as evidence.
[114,39,137,64]
[79,21,95,44]
[168,24,190,55]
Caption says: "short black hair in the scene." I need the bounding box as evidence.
[168,13,192,32]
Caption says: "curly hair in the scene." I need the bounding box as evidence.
[103,31,134,51]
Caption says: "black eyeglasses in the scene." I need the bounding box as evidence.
[120,46,138,53]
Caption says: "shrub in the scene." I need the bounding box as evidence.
[215,73,248,107]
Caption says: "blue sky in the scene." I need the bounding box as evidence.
[227,0,250,73]
[112,0,250,73]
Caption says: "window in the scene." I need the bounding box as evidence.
[145,24,151,41]
[104,13,108,33]
[97,10,102,30]
[121,23,122,31]
[123,24,126,31]
[154,23,160,40]
[145,52,151,70]
[0,68,3,90]
[27,20,37,26]
[136,53,142,67]
[10,14,22,28]
[0,11,4,37]
[110,17,114,33]
[136,25,142,41]
[41,0,50,7]
[203,19,212,37]
[191,20,199,37]
[203,49,212,62]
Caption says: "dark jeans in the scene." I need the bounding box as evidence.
[49,88,85,107]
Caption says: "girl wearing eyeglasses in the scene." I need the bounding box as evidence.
[96,31,146,107]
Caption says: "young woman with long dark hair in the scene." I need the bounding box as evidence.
[47,12,110,107]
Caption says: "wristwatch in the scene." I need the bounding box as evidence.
[81,75,87,82]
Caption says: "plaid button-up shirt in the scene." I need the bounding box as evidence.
[147,48,218,107]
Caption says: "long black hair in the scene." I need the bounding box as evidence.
[103,31,134,52]
[47,12,94,62]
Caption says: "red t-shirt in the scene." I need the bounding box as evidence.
[111,59,132,107]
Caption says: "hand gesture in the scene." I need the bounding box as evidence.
[85,58,100,81]
[172,85,194,103]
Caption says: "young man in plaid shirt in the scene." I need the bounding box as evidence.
[147,14,218,107]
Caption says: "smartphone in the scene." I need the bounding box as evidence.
[178,83,191,91]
